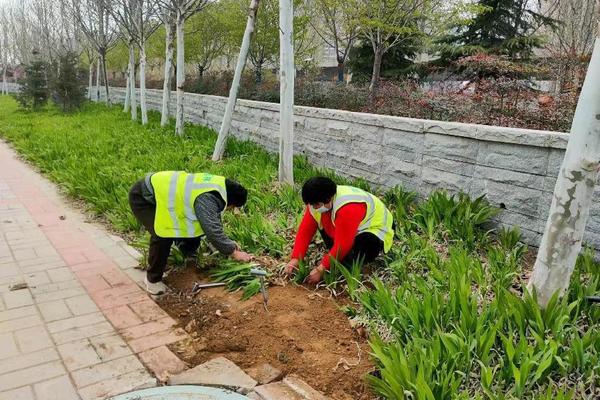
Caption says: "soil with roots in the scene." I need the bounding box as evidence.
[158,266,375,400]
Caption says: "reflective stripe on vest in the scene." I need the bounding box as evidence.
[151,171,227,238]
[308,185,394,252]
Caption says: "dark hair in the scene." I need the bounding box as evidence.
[301,177,337,204]
[225,179,248,207]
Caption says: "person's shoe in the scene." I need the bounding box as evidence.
[144,276,168,295]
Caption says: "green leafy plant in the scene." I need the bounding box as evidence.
[330,259,363,300]
[14,53,50,111]
[292,259,311,284]
[210,259,265,300]
[413,191,499,248]
[50,51,88,112]
[498,225,527,260]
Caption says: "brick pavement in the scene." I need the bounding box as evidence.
[0,141,189,400]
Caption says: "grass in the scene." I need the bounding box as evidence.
[1,95,600,399]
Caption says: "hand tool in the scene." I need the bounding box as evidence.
[585,296,600,304]
[250,268,268,311]
[191,281,226,294]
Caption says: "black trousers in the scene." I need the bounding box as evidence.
[320,230,383,267]
[129,180,201,283]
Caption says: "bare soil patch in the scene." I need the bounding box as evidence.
[158,266,376,400]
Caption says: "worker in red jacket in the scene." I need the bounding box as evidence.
[285,177,394,284]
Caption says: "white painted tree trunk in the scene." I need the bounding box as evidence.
[278,0,294,184]
[161,21,175,127]
[129,43,138,121]
[139,43,148,125]
[212,0,260,161]
[528,39,600,307]
[95,61,101,100]
[88,63,94,100]
[175,12,185,136]
[124,65,131,113]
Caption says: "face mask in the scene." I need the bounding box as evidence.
[312,205,331,214]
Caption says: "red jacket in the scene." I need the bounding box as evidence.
[290,203,367,270]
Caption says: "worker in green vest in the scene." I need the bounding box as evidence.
[129,171,253,295]
[285,177,394,284]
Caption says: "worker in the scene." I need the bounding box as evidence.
[129,171,253,295]
[285,177,394,284]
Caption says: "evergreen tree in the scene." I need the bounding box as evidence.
[439,0,556,59]
[347,38,417,84]
[51,52,87,112]
[14,51,49,111]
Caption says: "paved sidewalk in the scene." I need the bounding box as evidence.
[0,141,189,400]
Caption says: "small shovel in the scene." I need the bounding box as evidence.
[250,268,268,311]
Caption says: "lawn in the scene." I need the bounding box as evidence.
[1,95,599,399]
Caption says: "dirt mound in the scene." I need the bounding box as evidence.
[158,267,375,400]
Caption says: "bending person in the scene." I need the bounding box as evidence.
[285,177,394,284]
[129,171,253,295]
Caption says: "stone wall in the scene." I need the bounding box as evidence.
[8,85,598,249]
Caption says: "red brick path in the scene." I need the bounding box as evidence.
[0,141,188,400]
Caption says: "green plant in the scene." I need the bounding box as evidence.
[14,53,50,111]
[292,259,311,284]
[50,51,88,112]
[413,191,499,248]
[331,259,363,300]
[384,185,417,233]
[498,225,527,260]
[209,259,265,300]
[131,233,185,269]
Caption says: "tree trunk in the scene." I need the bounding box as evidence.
[2,65,7,94]
[101,51,110,105]
[161,21,175,126]
[554,77,562,95]
[278,0,294,184]
[197,64,204,78]
[255,65,262,84]
[139,43,148,125]
[124,63,131,113]
[368,48,383,102]
[337,60,344,83]
[528,39,600,307]
[129,43,137,121]
[88,63,94,100]
[175,12,185,136]
[95,60,101,100]
[212,0,260,161]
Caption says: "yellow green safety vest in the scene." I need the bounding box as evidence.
[308,185,394,252]
[150,171,227,238]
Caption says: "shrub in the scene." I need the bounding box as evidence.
[14,52,50,111]
[50,52,87,112]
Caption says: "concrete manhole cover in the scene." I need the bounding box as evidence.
[108,385,250,400]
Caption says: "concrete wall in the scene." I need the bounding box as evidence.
[6,84,599,250]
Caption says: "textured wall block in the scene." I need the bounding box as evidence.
[477,142,549,175]
[473,165,545,191]
[421,167,472,194]
[423,155,474,177]
[423,133,479,163]
[382,128,424,153]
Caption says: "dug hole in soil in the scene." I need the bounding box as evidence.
[158,266,375,400]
